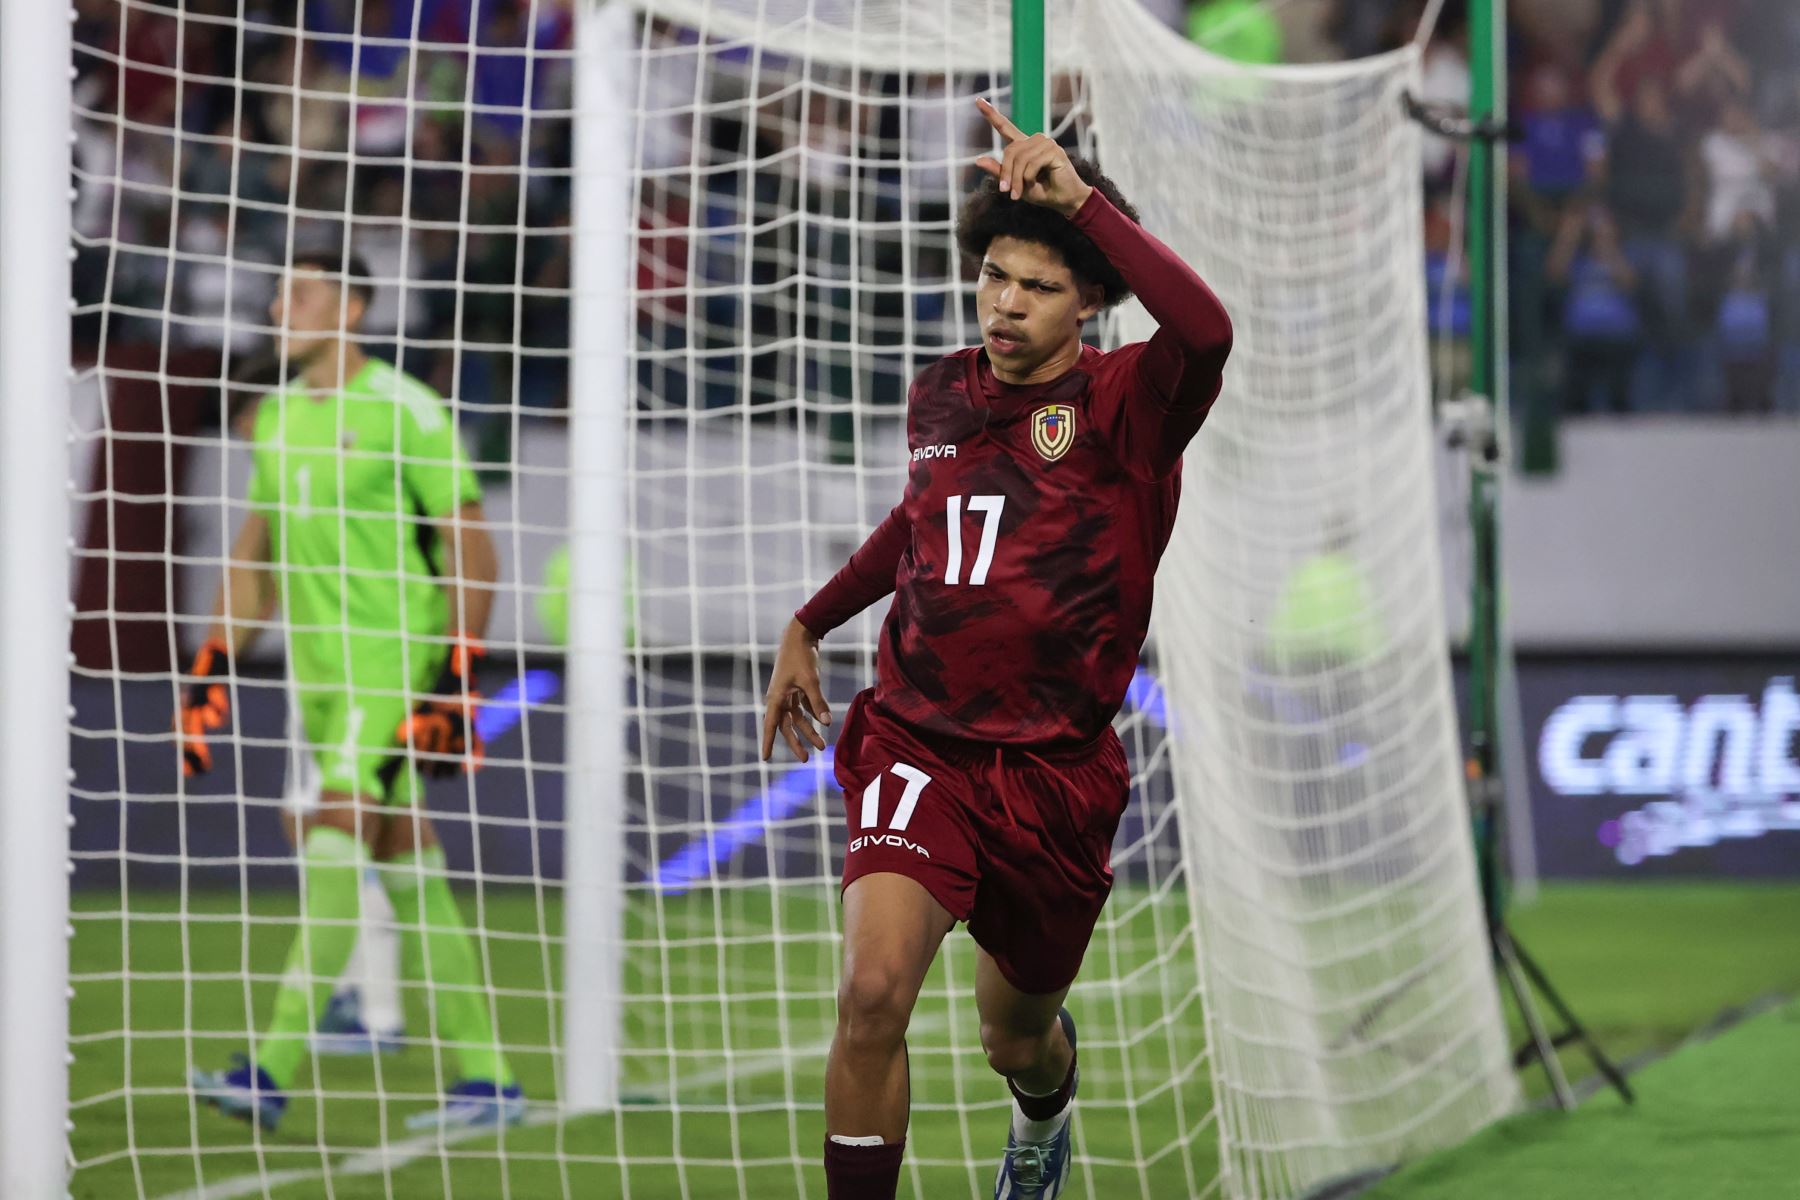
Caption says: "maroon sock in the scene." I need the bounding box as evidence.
[1009,1050,1078,1122]
[824,1137,905,1200]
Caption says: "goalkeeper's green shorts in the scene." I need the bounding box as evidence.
[296,680,423,806]
[291,636,447,806]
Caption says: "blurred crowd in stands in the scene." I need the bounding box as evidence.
[1405,0,1800,416]
[71,0,1800,440]
[73,0,576,440]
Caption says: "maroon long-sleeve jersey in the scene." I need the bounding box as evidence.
[796,189,1232,749]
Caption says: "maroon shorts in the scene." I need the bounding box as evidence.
[832,689,1131,996]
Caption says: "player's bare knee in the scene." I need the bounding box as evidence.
[979,1020,1056,1078]
[309,792,378,848]
[278,808,302,849]
[835,961,913,1054]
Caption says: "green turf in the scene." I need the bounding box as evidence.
[66,881,1800,1200]
[1355,883,1800,1200]
[68,882,1214,1200]
[1366,997,1800,1200]
[1499,883,1800,1079]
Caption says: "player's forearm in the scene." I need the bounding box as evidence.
[795,504,911,638]
[440,518,499,641]
[1071,189,1233,392]
[204,513,272,656]
[205,563,273,656]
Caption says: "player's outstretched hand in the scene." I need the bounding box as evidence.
[400,636,486,777]
[762,617,831,763]
[177,638,233,777]
[973,97,1093,217]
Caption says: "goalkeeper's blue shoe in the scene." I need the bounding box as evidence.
[993,1008,1078,1200]
[191,1056,286,1132]
[312,988,405,1056]
[404,1080,527,1133]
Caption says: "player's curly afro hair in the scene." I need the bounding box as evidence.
[955,156,1141,310]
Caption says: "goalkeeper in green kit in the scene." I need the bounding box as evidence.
[184,249,522,1132]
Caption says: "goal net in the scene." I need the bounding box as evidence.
[1082,6,1523,1193]
[57,0,1515,1197]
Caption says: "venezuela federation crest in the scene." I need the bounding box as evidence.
[1031,403,1074,462]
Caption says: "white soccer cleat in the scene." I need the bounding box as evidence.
[404,1080,527,1133]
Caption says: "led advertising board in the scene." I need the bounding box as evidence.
[1521,657,1800,878]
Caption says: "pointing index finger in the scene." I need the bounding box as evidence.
[976,97,1025,143]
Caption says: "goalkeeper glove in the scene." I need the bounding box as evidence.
[398,636,485,777]
[178,638,232,777]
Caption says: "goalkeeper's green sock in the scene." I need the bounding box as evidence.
[256,824,369,1089]
[381,846,515,1087]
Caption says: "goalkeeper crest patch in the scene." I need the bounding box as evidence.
[1031,403,1075,462]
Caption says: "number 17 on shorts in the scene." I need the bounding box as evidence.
[833,692,981,916]
[848,763,935,860]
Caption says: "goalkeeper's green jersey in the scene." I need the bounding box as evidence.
[247,357,481,689]
[1263,552,1385,669]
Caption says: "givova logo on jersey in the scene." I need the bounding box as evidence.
[1032,404,1074,461]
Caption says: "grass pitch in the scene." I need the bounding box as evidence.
[1370,996,1800,1200]
[1366,883,1800,1200]
[68,881,1213,1200]
[67,881,1800,1200]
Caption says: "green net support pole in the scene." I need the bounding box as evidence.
[1467,0,1508,924]
[1468,8,1629,1106]
[1012,0,1047,135]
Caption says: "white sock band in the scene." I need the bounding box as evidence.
[1011,1103,1073,1145]
[828,1134,886,1148]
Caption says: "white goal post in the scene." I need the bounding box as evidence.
[1,0,75,1196]
[34,1,1518,1197]
[563,0,636,1114]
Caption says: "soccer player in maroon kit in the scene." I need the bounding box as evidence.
[762,99,1232,1200]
